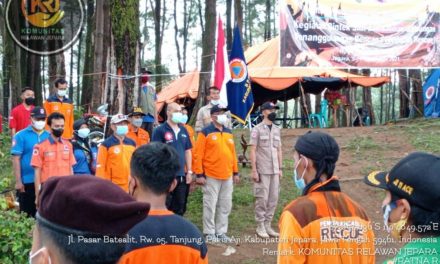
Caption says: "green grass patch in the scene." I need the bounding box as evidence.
[346,135,380,153]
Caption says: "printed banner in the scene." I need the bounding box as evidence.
[280,0,440,68]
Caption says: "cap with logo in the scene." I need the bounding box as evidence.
[210,104,228,115]
[260,102,280,111]
[364,152,440,212]
[111,114,129,124]
[128,107,146,117]
[31,107,47,119]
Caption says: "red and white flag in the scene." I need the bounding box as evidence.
[214,15,231,107]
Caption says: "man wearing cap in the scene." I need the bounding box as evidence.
[127,107,150,147]
[249,102,282,238]
[121,142,208,263]
[31,112,76,205]
[43,79,74,139]
[364,152,440,264]
[96,114,136,191]
[139,69,158,137]
[195,86,232,132]
[29,176,149,264]
[72,118,98,175]
[152,103,192,216]
[194,104,239,243]
[11,106,50,217]
[278,131,375,264]
[9,87,35,136]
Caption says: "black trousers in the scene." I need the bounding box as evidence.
[142,122,154,138]
[166,176,189,216]
[18,183,36,218]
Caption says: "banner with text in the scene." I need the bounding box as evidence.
[280,0,440,68]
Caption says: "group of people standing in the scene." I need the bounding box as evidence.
[8,78,440,264]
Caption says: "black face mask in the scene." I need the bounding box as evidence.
[268,112,277,121]
[52,128,64,138]
[25,97,35,105]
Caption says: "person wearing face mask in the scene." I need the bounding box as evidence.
[71,119,98,175]
[278,131,375,264]
[121,143,208,263]
[364,152,440,264]
[43,78,74,139]
[194,105,239,244]
[180,105,196,173]
[29,176,149,264]
[152,103,193,216]
[31,112,76,206]
[9,87,35,136]
[11,107,50,217]
[127,107,150,147]
[96,114,136,191]
[195,86,232,132]
[249,102,282,238]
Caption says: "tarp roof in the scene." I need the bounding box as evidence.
[156,37,390,109]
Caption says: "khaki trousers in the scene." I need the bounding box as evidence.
[202,177,233,235]
[254,173,280,224]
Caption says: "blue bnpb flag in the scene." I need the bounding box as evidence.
[226,25,254,124]
[423,69,440,118]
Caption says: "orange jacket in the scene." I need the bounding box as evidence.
[194,123,238,180]
[96,135,136,191]
[43,95,74,139]
[127,125,150,147]
[278,176,375,264]
[119,209,208,264]
[184,124,196,171]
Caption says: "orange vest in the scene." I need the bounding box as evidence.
[127,125,150,147]
[43,95,74,139]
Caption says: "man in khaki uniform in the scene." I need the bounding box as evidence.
[249,102,282,238]
[195,86,232,132]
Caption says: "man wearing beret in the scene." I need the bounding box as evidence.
[29,176,150,264]
[121,142,207,263]
[278,131,375,264]
[364,152,440,264]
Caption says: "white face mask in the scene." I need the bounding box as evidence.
[29,247,51,264]
[33,120,46,131]
[57,89,67,97]
[216,114,228,125]
[131,118,143,128]
[210,100,220,105]
[77,128,91,139]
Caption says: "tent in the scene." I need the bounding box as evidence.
[423,69,440,118]
[157,37,390,109]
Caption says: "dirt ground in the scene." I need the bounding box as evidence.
[207,126,415,264]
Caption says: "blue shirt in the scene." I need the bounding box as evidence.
[11,126,50,184]
[152,122,192,176]
[72,140,98,175]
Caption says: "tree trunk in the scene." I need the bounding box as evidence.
[226,0,232,51]
[361,69,375,125]
[173,0,183,73]
[398,69,410,118]
[151,0,166,91]
[111,0,141,113]
[409,70,423,117]
[48,54,66,93]
[264,0,271,40]
[81,0,96,111]
[234,0,243,35]
[190,0,216,124]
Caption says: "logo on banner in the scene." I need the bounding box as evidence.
[6,0,84,55]
[229,58,247,83]
[425,86,435,104]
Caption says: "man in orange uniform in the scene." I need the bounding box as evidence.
[96,114,136,191]
[194,105,239,243]
[31,112,76,204]
[120,142,208,264]
[278,131,375,264]
[127,107,150,147]
[43,79,74,139]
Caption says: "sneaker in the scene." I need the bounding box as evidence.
[265,222,279,237]
[256,222,269,238]
[216,233,232,244]
[205,234,219,244]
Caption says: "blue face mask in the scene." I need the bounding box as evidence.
[116,125,128,136]
[382,200,397,229]
[180,114,189,124]
[171,112,183,124]
[293,156,308,191]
